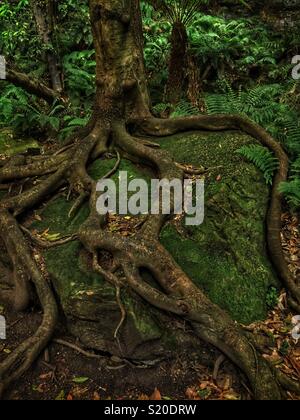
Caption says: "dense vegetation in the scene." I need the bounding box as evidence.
[0,0,300,401]
[1,0,299,207]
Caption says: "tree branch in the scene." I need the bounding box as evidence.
[5,67,59,103]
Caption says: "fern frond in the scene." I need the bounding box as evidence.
[279,179,300,208]
[170,100,199,117]
[236,144,279,185]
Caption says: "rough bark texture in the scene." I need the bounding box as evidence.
[0,0,299,400]
[165,22,188,105]
[31,0,63,93]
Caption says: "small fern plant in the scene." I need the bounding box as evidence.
[236,144,279,185]
[278,158,300,208]
[170,100,199,118]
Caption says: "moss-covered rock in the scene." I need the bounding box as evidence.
[32,160,164,359]
[30,130,279,356]
[0,128,40,156]
[160,131,279,324]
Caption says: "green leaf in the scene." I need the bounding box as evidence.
[43,233,61,242]
[55,390,66,400]
[72,377,89,384]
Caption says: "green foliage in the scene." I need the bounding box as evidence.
[58,114,89,141]
[266,287,279,309]
[62,50,96,102]
[279,177,300,209]
[206,81,300,207]
[280,157,300,209]
[279,340,290,357]
[277,118,300,158]
[170,100,199,117]
[0,84,89,139]
[188,15,285,83]
[152,100,199,117]
[149,0,209,25]
[0,0,92,139]
[0,85,61,134]
[0,0,39,60]
[236,145,279,185]
[142,2,171,101]
[57,0,92,49]
[206,81,285,124]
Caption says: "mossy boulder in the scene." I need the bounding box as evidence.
[30,130,279,357]
[31,160,165,359]
[159,131,279,324]
[0,128,40,156]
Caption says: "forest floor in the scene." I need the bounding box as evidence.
[0,212,299,401]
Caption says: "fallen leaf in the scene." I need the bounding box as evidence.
[93,391,101,400]
[185,387,199,400]
[43,232,61,242]
[72,377,89,384]
[39,372,53,381]
[138,394,149,400]
[149,388,162,400]
[32,384,44,393]
[55,390,65,400]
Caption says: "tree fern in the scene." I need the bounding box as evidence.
[236,145,279,185]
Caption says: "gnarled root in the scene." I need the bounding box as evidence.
[0,114,298,399]
[0,210,58,398]
[135,115,300,311]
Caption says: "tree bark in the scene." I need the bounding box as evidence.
[90,0,151,120]
[165,22,188,105]
[6,66,59,102]
[31,0,63,93]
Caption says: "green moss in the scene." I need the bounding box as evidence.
[0,128,40,156]
[43,242,108,303]
[122,293,162,340]
[31,130,279,336]
[160,131,279,324]
[31,158,161,350]
[32,196,89,236]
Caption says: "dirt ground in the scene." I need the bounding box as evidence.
[0,309,247,400]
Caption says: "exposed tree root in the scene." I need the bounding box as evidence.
[0,113,299,400]
[1,0,298,399]
[53,339,103,360]
[136,115,300,311]
[0,210,58,398]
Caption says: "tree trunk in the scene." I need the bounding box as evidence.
[90,0,151,121]
[31,0,63,94]
[165,22,188,106]
[0,0,299,401]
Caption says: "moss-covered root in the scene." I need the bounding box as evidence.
[76,124,283,400]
